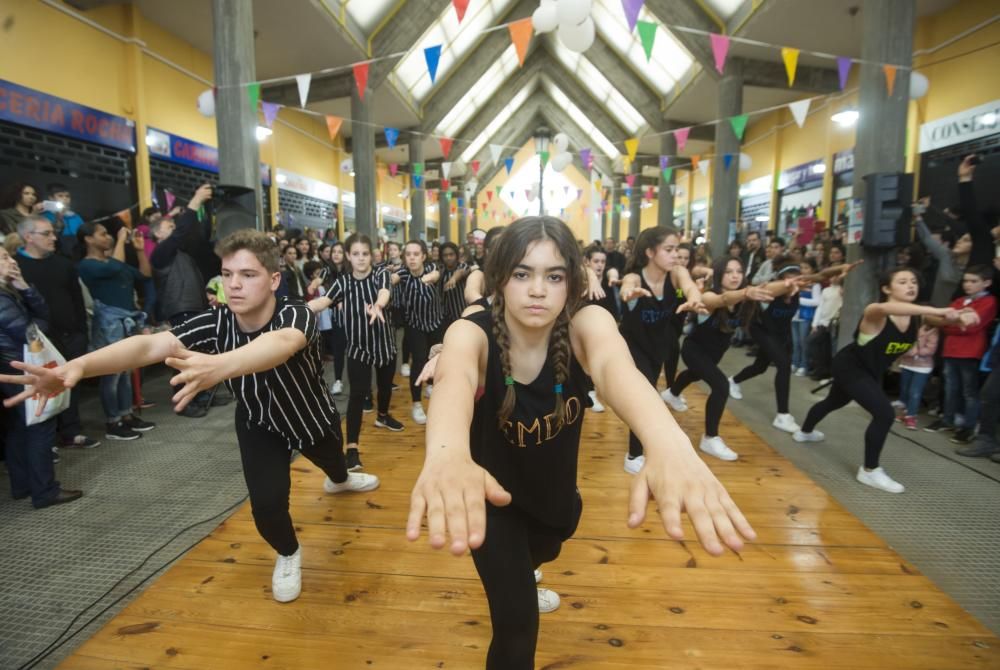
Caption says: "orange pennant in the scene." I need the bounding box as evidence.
[508,18,533,67]
[325,115,343,140]
[115,209,132,227]
[691,155,701,171]
[883,65,897,97]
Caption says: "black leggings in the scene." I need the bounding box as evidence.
[472,499,582,670]
[627,344,662,458]
[671,338,729,437]
[235,413,347,556]
[733,324,792,414]
[405,325,442,402]
[322,324,347,381]
[661,322,682,389]
[346,356,395,443]
[801,368,894,469]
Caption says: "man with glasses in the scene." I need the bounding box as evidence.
[16,215,99,450]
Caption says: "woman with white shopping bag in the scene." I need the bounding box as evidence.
[0,248,81,508]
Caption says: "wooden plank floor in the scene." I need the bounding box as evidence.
[60,384,1000,669]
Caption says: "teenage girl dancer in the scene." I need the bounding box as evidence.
[582,245,619,412]
[406,217,755,670]
[659,242,695,403]
[438,241,470,333]
[618,226,705,474]
[664,257,795,460]
[322,242,348,395]
[793,266,978,493]
[310,233,402,473]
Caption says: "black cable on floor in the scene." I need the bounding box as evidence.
[16,493,249,670]
[889,429,1000,485]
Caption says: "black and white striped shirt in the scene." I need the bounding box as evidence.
[170,298,340,448]
[395,263,443,333]
[325,269,397,367]
[439,261,469,322]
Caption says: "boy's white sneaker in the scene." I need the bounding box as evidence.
[324,472,380,493]
[272,547,302,603]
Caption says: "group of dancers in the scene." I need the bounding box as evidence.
[1,218,977,669]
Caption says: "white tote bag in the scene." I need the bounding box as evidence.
[23,323,70,426]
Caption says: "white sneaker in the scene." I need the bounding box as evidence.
[890,399,905,410]
[534,568,542,584]
[856,466,905,493]
[323,471,380,493]
[330,380,343,395]
[772,413,800,434]
[795,367,806,377]
[537,588,560,613]
[411,404,427,425]
[623,454,645,475]
[699,435,738,461]
[424,384,433,398]
[728,377,743,400]
[400,363,410,377]
[272,547,302,603]
[588,390,604,413]
[793,429,825,443]
[660,388,688,412]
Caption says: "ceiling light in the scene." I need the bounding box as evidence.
[811,163,827,174]
[831,110,859,128]
[981,112,997,126]
[255,126,273,141]
[276,173,287,184]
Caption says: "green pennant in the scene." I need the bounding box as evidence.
[636,21,657,62]
[495,185,502,197]
[729,113,749,141]
[662,167,674,182]
[540,150,550,167]
[247,83,261,110]
[413,162,424,176]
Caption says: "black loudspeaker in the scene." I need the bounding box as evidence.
[862,172,914,248]
[211,185,258,239]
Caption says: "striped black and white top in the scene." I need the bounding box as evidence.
[325,269,397,367]
[170,298,340,448]
[395,263,443,333]
[439,261,469,322]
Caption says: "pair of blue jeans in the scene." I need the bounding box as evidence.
[943,358,981,429]
[4,407,59,507]
[99,371,133,422]
[899,368,931,417]
[791,320,811,370]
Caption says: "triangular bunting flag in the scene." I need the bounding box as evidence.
[414,174,424,188]
[384,127,400,148]
[729,114,749,141]
[353,63,369,100]
[788,98,811,128]
[115,208,132,227]
[261,102,280,128]
[724,154,733,171]
[659,155,669,170]
[836,57,852,91]
[439,137,453,158]
[441,162,452,179]
[425,45,443,84]
[496,186,503,197]
[624,138,639,162]
[563,186,570,195]
[247,83,260,110]
[295,73,312,107]
[489,144,503,165]
[781,47,799,87]
[674,127,690,152]
[621,0,644,32]
[636,20,657,61]
[576,188,583,200]
[487,191,493,202]
[691,155,701,171]
[482,202,488,212]
[389,163,398,177]
[670,184,676,195]
[540,151,550,167]
[504,157,514,174]
[509,18,533,67]
[441,178,450,190]
[662,167,673,182]
[471,160,480,175]
[325,115,343,140]
[594,179,602,193]
[164,191,176,212]
[699,159,711,177]
[883,64,897,97]
[625,174,636,187]
[413,162,424,176]
[452,0,469,23]
[710,33,730,74]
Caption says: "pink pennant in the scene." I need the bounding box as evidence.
[673,127,691,152]
[625,174,636,188]
[164,190,176,212]
[710,33,730,74]
[452,0,469,23]
[389,163,398,177]
[471,160,480,175]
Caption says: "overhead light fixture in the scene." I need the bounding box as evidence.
[812,163,827,174]
[831,110,859,128]
[276,173,287,184]
[981,112,998,126]
[755,215,769,222]
[349,171,356,177]
[255,126,273,141]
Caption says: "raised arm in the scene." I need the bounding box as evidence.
[464,268,485,304]
[700,284,773,312]
[670,265,707,314]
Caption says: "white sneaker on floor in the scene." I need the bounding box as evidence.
[424,384,433,398]
[772,413,800,434]
[588,390,605,413]
[660,388,688,412]
[856,466,905,493]
[411,404,427,425]
[330,380,343,395]
[324,472,380,493]
[794,367,806,377]
[537,588,560,613]
[534,568,542,584]
[699,435,739,461]
[272,547,302,603]
[793,429,825,443]
[623,454,645,475]
[400,363,410,377]
[728,377,743,400]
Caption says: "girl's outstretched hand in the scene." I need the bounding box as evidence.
[627,451,756,556]
[0,360,83,414]
[407,454,512,555]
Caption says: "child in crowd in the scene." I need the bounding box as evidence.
[791,258,821,376]
[895,324,939,430]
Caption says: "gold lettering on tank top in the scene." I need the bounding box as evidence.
[885,342,912,355]
[501,396,583,448]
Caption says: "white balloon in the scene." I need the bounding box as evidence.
[558,16,595,53]
[556,0,592,26]
[532,3,558,33]
[553,132,570,153]
[910,71,929,99]
[341,157,354,174]
[739,153,752,171]
[552,152,572,172]
[196,89,215,118]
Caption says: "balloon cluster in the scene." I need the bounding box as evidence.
[550,132,573,172]
[532,0,595,53]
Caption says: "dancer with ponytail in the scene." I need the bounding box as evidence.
[406,217,755,670]
[618,226,705,474]
[793,266,979,493]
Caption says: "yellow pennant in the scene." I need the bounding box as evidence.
[781,47,799,87]
[624,137,639,163]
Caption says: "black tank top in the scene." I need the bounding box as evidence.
[836,314,919,379]
[619,270,679,360]
[756,294,799,336]
[669,284,687,329]
[691,305,741,359]
[466,309,590,532]
[588,273,618,319]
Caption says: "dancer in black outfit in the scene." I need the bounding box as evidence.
[794,266,978,493]
[618,226,705,474]
[406,217,755,670]
[665,257,795,460]
[660,242,696,401]
[437,241,469,333]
